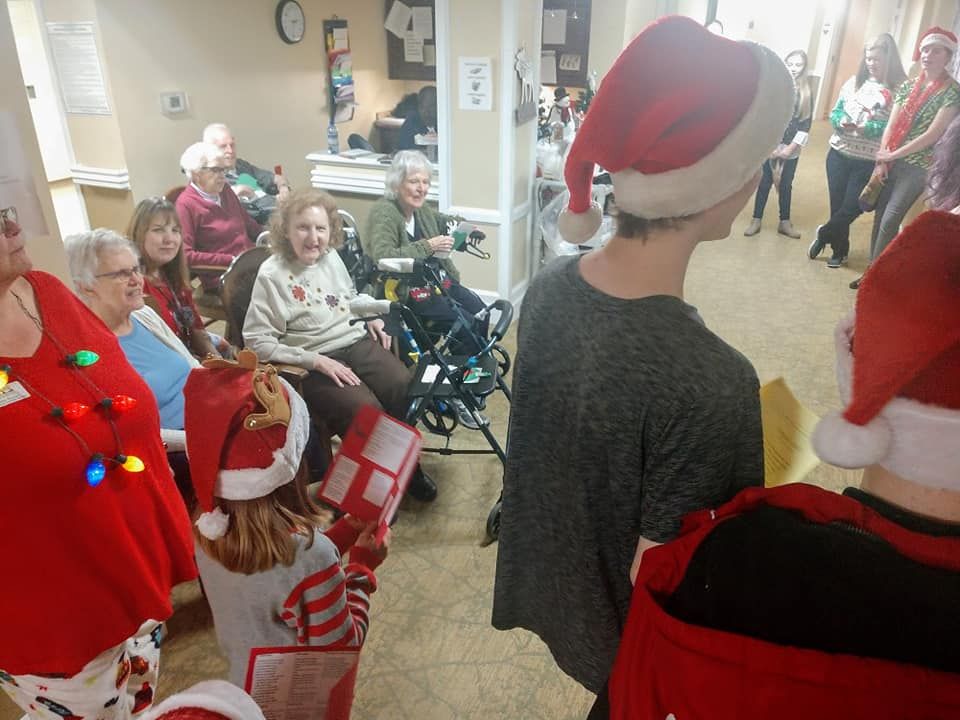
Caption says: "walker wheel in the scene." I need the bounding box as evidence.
[486,500,502,541]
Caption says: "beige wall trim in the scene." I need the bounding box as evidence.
[510,278,529,307]
[70,165,130,189]
[447,205,502,225]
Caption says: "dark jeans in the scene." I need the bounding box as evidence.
[409,282,489,354]
[300,337,412,437]
[753,157,799,221]
[820,148,875,258]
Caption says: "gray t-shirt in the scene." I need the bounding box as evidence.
[491,255,763,693]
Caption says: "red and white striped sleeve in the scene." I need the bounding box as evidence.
[280,538,379,648]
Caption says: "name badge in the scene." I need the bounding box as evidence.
[0,381,31,408]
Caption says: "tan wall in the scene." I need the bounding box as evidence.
[79,185,134,232]
[448,0,501,212]
[42,0,128,171]
[586,0,629,85]
[0,3,66,279]
[81,0,431,203]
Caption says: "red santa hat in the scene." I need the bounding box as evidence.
[558,15,795,243]
[811,211,960,489]
[914,26,958,61]
[139,680,265,720]
[184,350,310,540]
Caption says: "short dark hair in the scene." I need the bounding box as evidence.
[612,201,690,239]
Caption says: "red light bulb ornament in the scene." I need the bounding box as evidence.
[62,402,91,421]
[111,394,137,412]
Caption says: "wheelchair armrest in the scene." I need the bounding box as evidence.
[275,363,309,390]
[488,299,514,341]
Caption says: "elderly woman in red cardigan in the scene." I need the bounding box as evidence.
[0,210,196,718]
[175,141,262,290]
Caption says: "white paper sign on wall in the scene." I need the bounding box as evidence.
[458,57,493,112]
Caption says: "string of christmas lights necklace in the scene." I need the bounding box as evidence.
[0,291,145,486]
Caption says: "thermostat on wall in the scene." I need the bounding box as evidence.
[160,91,188,115]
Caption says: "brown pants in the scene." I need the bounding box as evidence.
[301,337,412,437]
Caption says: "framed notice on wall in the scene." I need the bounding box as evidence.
[384,0,436,81]
[46,22,111,115]
[540,0,591,88]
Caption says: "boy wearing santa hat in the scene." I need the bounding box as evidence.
[491,14,795,713]
[607,209,960,719]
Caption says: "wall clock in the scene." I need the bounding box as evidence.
[276,0,305,44]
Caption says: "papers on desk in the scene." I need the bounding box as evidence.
[760,378,821,487]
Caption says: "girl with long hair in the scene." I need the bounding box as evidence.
[809,34,906,268]
[744,49,815,239]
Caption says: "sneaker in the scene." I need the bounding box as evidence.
[826,254,847,268]
[451,398,486,430]
[808,225,828,259]
[407,467,438,502]
[743,218,762,236]
[777,220,801,239]
[849,275,863,290]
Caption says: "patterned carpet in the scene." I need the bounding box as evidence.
[4,121,874,720]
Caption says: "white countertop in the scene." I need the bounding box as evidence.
[306,152,439,201]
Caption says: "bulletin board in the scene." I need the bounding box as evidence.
[384,0,437,81]
[540,0,592,88]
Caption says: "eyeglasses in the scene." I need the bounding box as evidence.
[96,265,144,281]
[201,166,228,175]
[1,206,19,238]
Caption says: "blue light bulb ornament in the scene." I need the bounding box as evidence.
[86,454,107,486]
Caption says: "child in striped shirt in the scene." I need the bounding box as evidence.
[182,351,388,690]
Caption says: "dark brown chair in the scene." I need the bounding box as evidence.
[166,184,229,325]
[220,246,333,464]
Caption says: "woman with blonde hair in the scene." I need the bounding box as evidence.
[744,49,815,238]
[809,33,906,268]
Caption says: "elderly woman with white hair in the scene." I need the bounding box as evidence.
[175,141,262,289]
[363,150,489,359]
[64,228,199,500]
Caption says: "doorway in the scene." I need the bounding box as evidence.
[7,0,89,236]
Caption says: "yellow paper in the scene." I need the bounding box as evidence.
[760,378,821,487]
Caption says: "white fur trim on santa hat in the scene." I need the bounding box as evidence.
[215,381,310,501]
[196,505,231,541]
[920,32,958,54]
[139,680,265,720]
[611,43,795,220]
[811,313,960,490]
[558,202,602,244]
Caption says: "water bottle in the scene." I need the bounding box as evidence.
[326,123,339,155]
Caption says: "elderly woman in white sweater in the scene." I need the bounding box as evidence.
[243,188,437,501]
[64,228,200,502]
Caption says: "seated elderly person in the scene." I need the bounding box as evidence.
[243,188,437,501]
[64,228,198,504]
[364,150,489,346]
[203,123,290,224]
[175,141,261,290]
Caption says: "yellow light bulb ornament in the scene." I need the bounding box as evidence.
[0,366,8,391]
[121,455,145,473]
